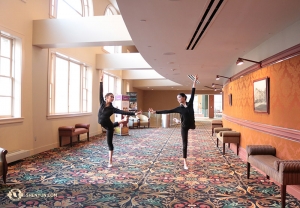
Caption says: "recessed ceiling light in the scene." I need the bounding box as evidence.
[163,52,175,55]
[171,69,176,71]
[140,19,146,22]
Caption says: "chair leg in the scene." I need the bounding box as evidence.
[228,143,231,148]
[87,132,90,141]
[77,135,80,142]
[237,143,239,155]
[59,136,62,147]
[223,143,225,155]
[281,185,286,208]
[266,175,270,180]
[216,138,219,147]
[70,136,73,147]
[247,162,250,179]
[3,161,7,184]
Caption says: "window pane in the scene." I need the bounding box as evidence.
[103,74,108,96]
[69,62,80,112]
[0,77,12,96]
[55,58,68,113]
[64,0,82,14]
[57,0,82,18]
[109,76,114,93]
[0,97,11,116]
[0,57,10,76]
[1,37,11,58]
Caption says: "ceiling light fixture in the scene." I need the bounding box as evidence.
[212,83,223,87]
[163,52,175,55]
[236,57,262,67]
[216,75,231,81]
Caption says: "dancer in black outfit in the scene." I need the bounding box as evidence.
[149,75,198,170]
[98,72,141,167]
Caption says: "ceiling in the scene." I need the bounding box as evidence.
[115,0,300,91]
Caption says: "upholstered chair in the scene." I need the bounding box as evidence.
[136,114,150,128]
[0,147,8,184]
[128,116,139,128]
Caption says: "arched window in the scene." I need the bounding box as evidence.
[50,0,93,19]
[103,4,121,54]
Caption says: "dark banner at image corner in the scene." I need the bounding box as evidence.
[126,92,137,111]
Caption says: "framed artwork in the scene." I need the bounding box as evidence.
[228,93,232,106]
[253,77,269,113]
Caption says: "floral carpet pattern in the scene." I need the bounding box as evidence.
[1,121,300,207]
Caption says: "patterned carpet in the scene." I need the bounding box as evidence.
[1,121,300,207]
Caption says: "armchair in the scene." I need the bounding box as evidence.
[128,116,139,129]
[0,147,8,184]
[136,114,150,128]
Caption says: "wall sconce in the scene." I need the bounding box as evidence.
[216,75,231,81]
[212,83,223,87]
[205,86,222,91]
[236,57,262,67]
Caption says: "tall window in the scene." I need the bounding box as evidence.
[0,31,21,122]
[49,53,91,115]
[50,0,93,19]
[102,73,117,99]
[0,35,13,117]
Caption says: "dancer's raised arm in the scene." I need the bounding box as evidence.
[99,72,104,104]
[192,74,198,88]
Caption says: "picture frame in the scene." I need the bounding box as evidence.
[228,93,232,106]
[253,77,269,113]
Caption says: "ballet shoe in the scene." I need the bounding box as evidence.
[108,163,113,168]
[184,165,188,170]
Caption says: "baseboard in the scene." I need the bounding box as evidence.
[7,150,30,163]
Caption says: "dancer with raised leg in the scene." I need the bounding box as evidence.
[98,72,141,167]
[149,75,198,170]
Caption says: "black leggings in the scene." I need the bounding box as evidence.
[101,120,119,151]
[181,127,189,158]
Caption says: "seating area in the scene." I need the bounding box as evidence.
[211,119,223,136]
[0,147,8,184]
[128,115,150,128]
[58,123,90,147]
[247,145,300,208]
[211,121,241,156]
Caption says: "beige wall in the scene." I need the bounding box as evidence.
[141,90,214,111]
[0,0,119,155]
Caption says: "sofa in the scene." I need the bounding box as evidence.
[247,145,300,208]
[58,123,90,147]
[0,147,8,184]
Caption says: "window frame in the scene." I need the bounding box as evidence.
[0,29,23,124]
[47,52,91,118]
[50,0,93,19]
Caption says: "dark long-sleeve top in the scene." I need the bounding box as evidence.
[156,87,195,128]
[98,82,135,124]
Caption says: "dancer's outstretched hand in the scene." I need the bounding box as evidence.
[148,108,156,114]
[135,110,142,115]
[173,118,181,124]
